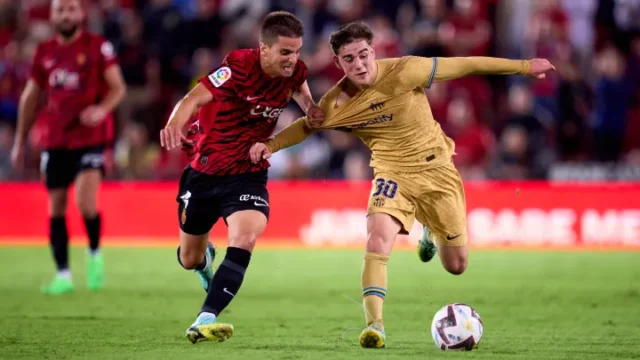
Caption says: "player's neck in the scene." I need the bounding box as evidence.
[55,29,83,45]
[343,80,362,97]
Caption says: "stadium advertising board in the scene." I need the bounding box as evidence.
[1,182,639,248]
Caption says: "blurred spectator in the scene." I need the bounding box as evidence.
[488,125,531,179]
[446,93,495,180]
[268,108,331,179]
[114,121,160,179]
[592,45,632,162]
[555,45,591,160]
[440,0,491,57]
[0,40,29,125]
[0,121,13,180]
[403,0,447,58]
[503,84,547,158]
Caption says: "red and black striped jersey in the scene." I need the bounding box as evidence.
[186,48,308,176]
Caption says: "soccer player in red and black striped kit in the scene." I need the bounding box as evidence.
[11,0,126,294]
[160,11,324,343]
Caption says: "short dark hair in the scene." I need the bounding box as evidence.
[260,11,304,44]
[329,22,374,55]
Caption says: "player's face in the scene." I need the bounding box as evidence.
[261,36,302,77]
[51,0,85,39]
[334,40,377,87]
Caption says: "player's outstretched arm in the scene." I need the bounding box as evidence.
[11,79,41,170]
[161,83,213,150]
[433,57,555,83]
[249,117,316,163]
[292,81,325,128]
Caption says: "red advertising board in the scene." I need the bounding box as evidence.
[1,181,639,248]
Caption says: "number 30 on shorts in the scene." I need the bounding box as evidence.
[372,178,399,199]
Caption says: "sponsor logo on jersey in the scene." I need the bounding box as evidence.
[240,194,269,207]
[250,105,284,120]
[369,101,385,111]
[335,114,393,132]
[49,69,80,89]
[208,66,231,87]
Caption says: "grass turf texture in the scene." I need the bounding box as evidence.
[0,247,639,359]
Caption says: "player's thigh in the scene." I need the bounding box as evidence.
[367,172,416,234]
[177,196,219,268]
[366,212,403,255]
[40,149,75,193]
[438,244,468,275]
[175,168,221,263]
[414,163,468,249]
[225,210,268,252]
[73,148,105,216]
[220,171,270,252]
[74,169,102,217]
[366,172,416,255]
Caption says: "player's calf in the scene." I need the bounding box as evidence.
[176,232,215,292]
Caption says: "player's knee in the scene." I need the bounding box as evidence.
[366,233,393,256]
[228,233,257,252]
[443,256,467,275]
[178,246,205,269]
[48,191,68,217]
[75,198,97,218]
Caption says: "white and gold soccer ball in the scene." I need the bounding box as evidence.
[431,303,483,351]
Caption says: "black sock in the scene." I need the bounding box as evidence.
[176,246,208,270]
[50,217,69,271]
[200,247,251,316]
[83,213,101,253]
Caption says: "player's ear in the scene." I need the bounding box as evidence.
[259,42,269,56]
[333,56,342,70]
[370,45,376,60]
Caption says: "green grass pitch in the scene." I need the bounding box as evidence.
[1,247,639,359]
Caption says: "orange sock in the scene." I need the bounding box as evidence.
[361,252,389,329]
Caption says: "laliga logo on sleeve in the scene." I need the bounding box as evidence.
[209,67,231,87]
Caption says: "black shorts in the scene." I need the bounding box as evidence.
[40,147,105,190]
[176,166,270,235]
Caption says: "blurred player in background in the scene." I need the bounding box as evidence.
[160,11,324,344]
[10,0,126,295]
[250,21,555,349]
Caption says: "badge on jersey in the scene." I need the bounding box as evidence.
[208,67,232,88]
[101,41,115,59]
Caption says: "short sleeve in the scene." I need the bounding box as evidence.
[98,39,119,71]
[198,52,246,99]
[394,56,438,90]
[29,44,46,87]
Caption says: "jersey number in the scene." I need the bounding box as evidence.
[372,178,398,199]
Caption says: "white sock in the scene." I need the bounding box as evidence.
[57,269,71,280]
[199,312,216,321]
[89,249,100,257]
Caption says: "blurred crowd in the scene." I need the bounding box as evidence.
[0,0,639,181]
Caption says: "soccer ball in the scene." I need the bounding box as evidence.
[431,303,483,351]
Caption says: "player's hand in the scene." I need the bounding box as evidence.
[80,105,108,126]
[10,143,25,171]
[250,142,272,164]
[306,105,325,128]
[160,125,188,150]
[528,58,556,79]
